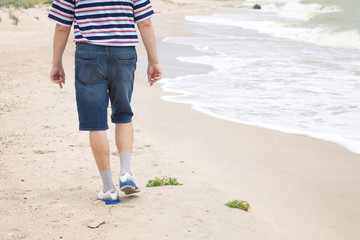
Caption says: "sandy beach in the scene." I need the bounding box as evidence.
[1,1,360,239]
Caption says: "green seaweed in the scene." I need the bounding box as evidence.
[225,200,250,211]
[146,177,183,187]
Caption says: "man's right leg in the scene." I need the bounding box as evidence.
[115,122,140,195]
[115,122,133,176]
[107,46,139,195]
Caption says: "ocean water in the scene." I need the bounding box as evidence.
[159,0,360,154]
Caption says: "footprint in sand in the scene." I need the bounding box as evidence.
[33,149,55,154]
[151,161,159,167]
[6,228,28,239]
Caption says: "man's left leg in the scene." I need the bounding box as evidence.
[75,43,120,204]
[89,130,119,204]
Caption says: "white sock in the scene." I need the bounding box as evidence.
[99,170,116,193]
[119,152,132,176]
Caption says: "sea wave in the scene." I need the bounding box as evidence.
[185,14,360,50]
[159,30,360,155]
[243,0,341,21]
[160,91,360,155]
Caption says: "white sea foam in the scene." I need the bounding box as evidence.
[161,91,360,155]
[160,25,360,154]
[158,0,360,155]
[278,2,340,21]
[185,14,360,50]
[196,0,359,50]
[249,0,341,21]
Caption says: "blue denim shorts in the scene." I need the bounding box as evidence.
[75,43,136,131]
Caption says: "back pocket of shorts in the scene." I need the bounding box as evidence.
[76,58,99,85]
[116,59,136,82]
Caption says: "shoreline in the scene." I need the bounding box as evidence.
[133,69,360,240]
[161,92,360,155]
[149,7,360,156]
[135,1,360,239]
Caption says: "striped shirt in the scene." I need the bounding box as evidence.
[48,0,154,46]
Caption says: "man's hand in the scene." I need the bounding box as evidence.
[147,63,162,86]
[50,66,65,88]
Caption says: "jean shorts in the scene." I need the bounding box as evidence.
[75,43,137,131]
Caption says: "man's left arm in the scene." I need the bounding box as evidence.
[50,24,71,89]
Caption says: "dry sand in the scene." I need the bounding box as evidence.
[1,1,360,240]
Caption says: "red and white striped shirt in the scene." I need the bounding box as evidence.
[48,0,154,46]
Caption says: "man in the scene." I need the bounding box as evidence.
[48,0,162,204]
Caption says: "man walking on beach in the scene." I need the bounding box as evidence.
[48,0,162,204]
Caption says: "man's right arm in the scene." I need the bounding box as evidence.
[137,19,162,86]
[50,24,71,89]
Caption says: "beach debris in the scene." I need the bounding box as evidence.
[253,4,261,9]
[146,177,182,187]
[9,12,19,25]
[33,149,55,154]
[225,200,250,212]
[86,220,105,229]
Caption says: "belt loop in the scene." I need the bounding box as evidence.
[76,42,86,49]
